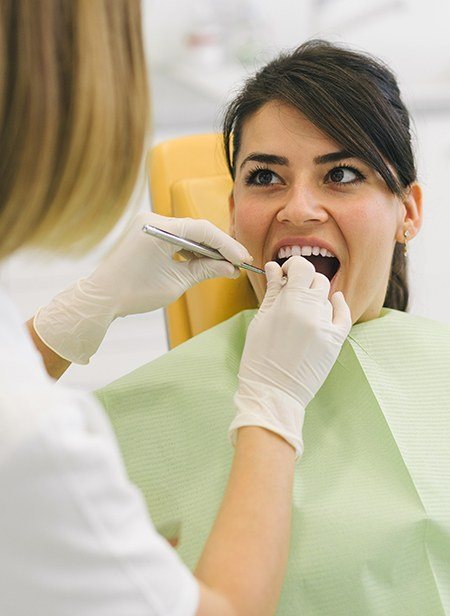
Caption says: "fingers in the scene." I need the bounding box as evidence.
[281,256,316,288]
[259,262,284,311]
[183,257,239,285]
[265,260,283,284]
[140,213,252,265]
[280,257,350,332]
[177,218,252,266]
[330,292,352,332]
[309,272,330,293]
[140,213,184,257]
[281,257,330,300]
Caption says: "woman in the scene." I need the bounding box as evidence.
[95,41,450,614]
[0,5,350,616]
[222,40,422,318]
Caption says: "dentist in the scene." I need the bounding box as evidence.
[0,2,351,616]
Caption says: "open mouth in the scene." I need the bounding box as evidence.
[274,247,340,284]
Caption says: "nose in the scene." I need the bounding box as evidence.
[276,184,328,226]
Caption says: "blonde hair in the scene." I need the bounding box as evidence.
[0,0,149,259]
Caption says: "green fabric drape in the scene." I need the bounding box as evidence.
[96,308,450,615]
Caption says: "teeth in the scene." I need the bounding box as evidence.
[276,245,336,259]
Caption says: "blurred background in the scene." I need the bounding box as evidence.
[2,0,450,390]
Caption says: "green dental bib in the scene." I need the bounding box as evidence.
[96,308,450,615]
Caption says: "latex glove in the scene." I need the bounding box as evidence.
[229,256,352,458]
[34,212,251,364]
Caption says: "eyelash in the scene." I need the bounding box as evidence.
[327,164,366,185]
[244,165,277,186]
[244,164,367,187]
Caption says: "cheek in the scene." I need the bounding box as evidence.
[233,201,271,254]
[232,199,272,303]
[342,198,398,249]
[342,198,400,287]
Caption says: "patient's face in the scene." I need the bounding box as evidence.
[229,101,411,323]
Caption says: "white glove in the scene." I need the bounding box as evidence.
[34,212,251,364]
[229,256,352,458]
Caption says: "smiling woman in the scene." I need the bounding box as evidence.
[224,40,422,323]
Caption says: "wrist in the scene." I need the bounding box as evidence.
[235,426,297,460]
[229,383,306,459]
[34,279,117,364]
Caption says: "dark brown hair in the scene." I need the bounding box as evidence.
[223,40,416,311]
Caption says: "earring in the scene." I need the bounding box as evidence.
[403,230,410,256]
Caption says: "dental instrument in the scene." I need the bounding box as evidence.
[142,224,266,275]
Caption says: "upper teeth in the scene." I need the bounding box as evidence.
[277,245,336,259]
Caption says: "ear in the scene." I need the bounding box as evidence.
[395,182,423,242]
[228,191,236,238]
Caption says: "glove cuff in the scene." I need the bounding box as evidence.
[229,382,306,459]
[33,279,116,365]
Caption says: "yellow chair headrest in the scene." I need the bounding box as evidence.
[149,134,257,348]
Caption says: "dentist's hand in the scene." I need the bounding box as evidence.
[33,212,251,364]
[229,256,352,458]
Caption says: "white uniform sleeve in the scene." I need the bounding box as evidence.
[0,384,199,616]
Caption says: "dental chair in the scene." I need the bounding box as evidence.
[148,134,258,349]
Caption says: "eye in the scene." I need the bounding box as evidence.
[326,165,365,185]
[245,166,282,187]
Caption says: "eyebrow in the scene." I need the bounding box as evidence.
[239,149,357,171]
[313,150,355,165]
[239,153,288,170]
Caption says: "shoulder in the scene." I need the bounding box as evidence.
[350,308,450,348]
[383,309,450,350]
[387,308,450,329]
[349,308,450,372]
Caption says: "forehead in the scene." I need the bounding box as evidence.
[237,101,341,162]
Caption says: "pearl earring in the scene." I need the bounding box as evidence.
[403,230,410,256]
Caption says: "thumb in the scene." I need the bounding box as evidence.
[330,291,352,334]
[258,261,284,313]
